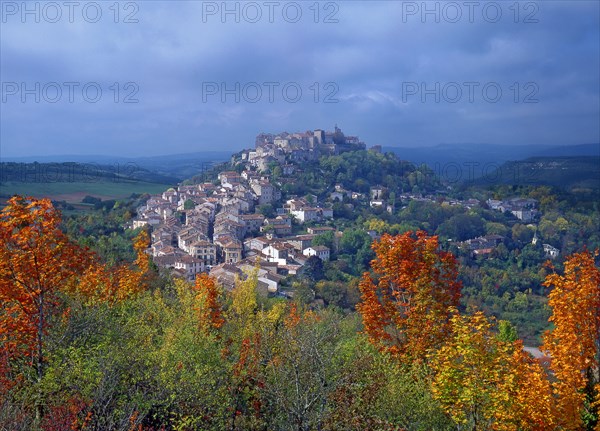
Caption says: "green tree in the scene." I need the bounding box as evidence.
[303,256,325,283]
[258,204,276,219]
[184,199,196,210]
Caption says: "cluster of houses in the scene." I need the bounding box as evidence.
[458,234,505,257]
[329,183,484,216]
[458,232,559,260]
[487,197,539,222]
[485,197,559,258]
[131,126,562,295]
[130,127,361,293]
[133,187,335,293]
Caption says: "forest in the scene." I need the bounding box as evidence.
[1,195,599,430]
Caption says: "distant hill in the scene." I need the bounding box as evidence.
[0,162,179,204]
[0,162,179,185]
[1,151,232,181]
[383,143,599,168]
[469,156,600,190]
[131,151,231,180]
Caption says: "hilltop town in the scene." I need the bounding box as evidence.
[132,126,361,293]
[131,126,566,299]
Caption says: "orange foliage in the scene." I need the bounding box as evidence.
[482,338,558,431]
[75,229,151,305]
[40,395,91,431]
[357,231,461,362]
[193,273,225,333]
[232,333,264,420]
[542,250,600,429]
[133,229,151,274]
[505,342,556,431]
[0,196,152,425]
[284,302,301,328]
[0,196,92,391]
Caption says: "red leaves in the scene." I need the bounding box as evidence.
[357,231,461,362]
[0,196,92,389]
[76,229,151,305]
[0,197,151,422]
[193,273,225,333]
[40,396,91,431]
[284,302,301,329]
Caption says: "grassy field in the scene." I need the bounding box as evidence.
[0,180,171,204]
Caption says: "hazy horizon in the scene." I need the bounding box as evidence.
[2,142,599,161]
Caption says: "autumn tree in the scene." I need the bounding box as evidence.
[193,273,225,334]
[227,269,259,340]
[543,250,600,430]
[0,196,92,426]
[357,231,461,362]
[429,310,555,431]
[75,228,151,305]
[156,278,231,429]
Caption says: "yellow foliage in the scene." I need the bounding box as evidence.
[228,269,259,339]
[430,310,555,430]
[542,250,600,429]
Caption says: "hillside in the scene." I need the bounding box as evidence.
[3,142,599,430]
[383,143,599,168]
[1,151,232,181]
[470,156,600,191]
[0,162,179,204]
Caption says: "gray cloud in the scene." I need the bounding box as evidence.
[1,0,598,157]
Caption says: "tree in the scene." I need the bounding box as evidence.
[543,250,600,430]
[357,231,461,362]
[258,204,275,219]
[311,231,334,251]
[157,278,231,429]
[429,310,555,431]
[75,228,151,305]
[184,199,196,210]
[339,229,370,255]
[193,273,225,334]
[228,269,259,340]
[365,218,388,235]
[512,223,534,243]
[303,256,324,283]
[0,196,92,425]
[436,213,485,241]
[259,306,341,431]
[497,320,518,343]
[292,280,315,306]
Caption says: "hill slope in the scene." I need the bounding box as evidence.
[0,162,179,204]
[383,143,599,168]
[471,156,600,190]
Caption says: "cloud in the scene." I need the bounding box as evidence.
[1,0,598,157]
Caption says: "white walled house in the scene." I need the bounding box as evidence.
[174,255,204,282]
[262,243,291,265]
[543,244,560,259]
[290,207,319,223]
[303,246,330,261]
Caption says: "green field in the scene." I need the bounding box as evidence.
[0,180,171,204]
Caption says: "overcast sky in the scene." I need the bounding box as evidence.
[1,0,599,157]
